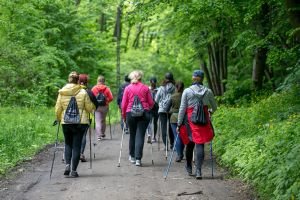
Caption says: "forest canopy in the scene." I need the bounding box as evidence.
[0,0,299,106]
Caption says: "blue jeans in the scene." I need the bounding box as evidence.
[170,123,184,158]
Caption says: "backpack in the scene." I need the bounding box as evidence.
[64,95,81,124]
[96,88,107,106]
[160,87,172,112]
[130,87,144,117]
[190,87,207,125]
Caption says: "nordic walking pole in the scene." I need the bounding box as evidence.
[210,141,214,178]
[157,118,161,151]
[117,120,126,167]
[165,114,169,160]
[164,132,179,180]
[88,114,92,169]
[50,121,60,179]
[109,109,112,140]
[93,112,96,159]
[151,118,154,165]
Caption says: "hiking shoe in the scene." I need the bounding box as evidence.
[64,164,70,176]
[130,156,136,164]
[80,154,87,162]
[185,164,193,176]
[147,136,151,143]
[151,138,156,143]
[70,171,79,178]
[196,169,202,180]
[135,160,141,166]
[97,137,101,141]
[100,134,106,138]
[125,128,129,134]
[176,156,183,162]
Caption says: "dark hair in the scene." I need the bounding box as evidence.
[68,71,79,84]
[78,74,88,86]
[124,74,130,82]
[176,81,184,93]
[162,72,175,86]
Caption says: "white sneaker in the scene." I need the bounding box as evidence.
[135,160,141,166]
[129,156,136,164]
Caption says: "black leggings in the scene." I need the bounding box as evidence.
[126,111,151,160]
[62,124,88,171]
[186,142,204,170]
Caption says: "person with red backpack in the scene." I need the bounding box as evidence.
[121,70,154,166]
[177,70,217,179]
[91,75,114,140]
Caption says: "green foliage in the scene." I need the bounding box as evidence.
[213,86,300,199]
[0,107,59,175]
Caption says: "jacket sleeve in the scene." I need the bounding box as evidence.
[177,89,188,126]
[155,86,162,103]
[106,88,114,104]
[207,89,217,113]
[55,93,63,122]
[84,92,95,113]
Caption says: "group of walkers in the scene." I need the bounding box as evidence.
[55,69,217,179]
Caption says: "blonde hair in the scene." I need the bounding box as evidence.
[129,70,143,83]
[68,71,79,84]
[97,75,105,84]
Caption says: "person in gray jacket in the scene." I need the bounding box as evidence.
[155,72,175,149]
[177,70,217,179]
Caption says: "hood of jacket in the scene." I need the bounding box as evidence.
[164,82,175,94]
[59,83,82,96]
[94,84,107,92]
[190,84,207,98]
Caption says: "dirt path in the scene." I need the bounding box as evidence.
[0,125,254,200]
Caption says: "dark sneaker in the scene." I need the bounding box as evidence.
[70,171,79,178]
[125,128,129,134]
[147,136,151,143]
[185,164,193,176]
[64,164,70,176]
[175,156,182,162]
[80,154,87,162]
[196,169,202,180]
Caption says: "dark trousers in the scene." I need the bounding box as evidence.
[158,113,174,148]
[186,142,204,170]
[151,111,159,138]
[62,124,88,171]
[80,127,88,154]
[126,111,151,160]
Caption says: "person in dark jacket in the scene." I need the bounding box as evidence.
[177,70,217,179]
[146,76,159,143]
[170,81,185,162]
[117,75,130,132]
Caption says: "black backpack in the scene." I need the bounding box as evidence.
[130,87,144,117]
[190,88,207,125]
[96,88,107,106]
[64,95,81,124]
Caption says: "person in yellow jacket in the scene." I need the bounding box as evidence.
[55,71,95,178]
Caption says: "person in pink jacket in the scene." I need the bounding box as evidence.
[91,75,114,140]
[121,70,154,166]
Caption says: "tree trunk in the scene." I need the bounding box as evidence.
[132,23,143,49]
[252,47,267,90]
[207,37,228,96]
[114,6,122,88]
[99,13,106,32]
[124,23,132,53]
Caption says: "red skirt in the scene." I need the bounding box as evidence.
[179,106,214,144]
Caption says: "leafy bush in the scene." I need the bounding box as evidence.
[213,86,300,199]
